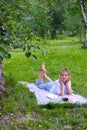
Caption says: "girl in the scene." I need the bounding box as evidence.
[36,63,72,96]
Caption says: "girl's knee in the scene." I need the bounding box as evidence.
[36,79,43,85]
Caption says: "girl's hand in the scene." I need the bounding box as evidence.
[59,77,65,96]
[59,77,64,85]
[68,75,71,81]
[59,92,64,96]
[65,76,71,85]
[65,80,72,95]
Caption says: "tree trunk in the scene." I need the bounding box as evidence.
[80,0,87,46]
[0,58,6,94]
[86,25,87,46]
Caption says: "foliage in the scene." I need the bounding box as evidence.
[28,0,51,38]
[0,0,42,59]
[0,0,87,59]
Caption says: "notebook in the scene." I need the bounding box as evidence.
[47,93,58,100]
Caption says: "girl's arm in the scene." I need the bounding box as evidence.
[59,80,65,96]
[66,81,72,95]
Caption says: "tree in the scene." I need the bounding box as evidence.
[0,13,8,93]
[0,0,41,94]
[28,0,51,38]
[80,0,87,46]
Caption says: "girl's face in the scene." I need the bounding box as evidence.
[60,71,69,83]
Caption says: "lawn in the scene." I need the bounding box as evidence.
[0,36,87,130]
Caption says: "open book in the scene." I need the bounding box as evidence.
[47,93,59,100]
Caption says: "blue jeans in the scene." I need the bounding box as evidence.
[36,79,54,91]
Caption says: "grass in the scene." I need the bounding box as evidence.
[0,36,87,129]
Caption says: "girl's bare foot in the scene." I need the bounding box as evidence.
[41,63,47,73]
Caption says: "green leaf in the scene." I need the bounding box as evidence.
[42,51,46,56]
[5,53,11,58]
[12,44,20,49]
[0,52,5,58]
[31,55,37,60]
[25,52,31,57]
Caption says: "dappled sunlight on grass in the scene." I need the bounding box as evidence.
[46,36,80,46]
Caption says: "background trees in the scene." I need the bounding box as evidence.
[1,0,87,42]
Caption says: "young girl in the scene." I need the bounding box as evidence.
[36,63,72,96]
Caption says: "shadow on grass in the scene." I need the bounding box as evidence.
[39,102,87,109]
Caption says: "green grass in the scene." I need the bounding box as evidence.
[0,36,87,129]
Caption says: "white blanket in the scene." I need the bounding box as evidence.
[19,82,87,105]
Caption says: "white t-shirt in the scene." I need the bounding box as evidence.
[50,79,71,95]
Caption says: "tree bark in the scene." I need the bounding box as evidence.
[80,0,87,46]
[0,58,6,94]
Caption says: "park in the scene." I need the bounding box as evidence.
[0,0,87,129]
